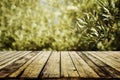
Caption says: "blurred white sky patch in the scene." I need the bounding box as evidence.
[40,0,64,25]
[39,0,47,6]
[39,0,79,25]
[39,0,62,25]
[54,11,62,16]
[67,5,78,11]
[53,19,58,25]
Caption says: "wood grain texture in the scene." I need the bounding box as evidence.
[0,51,38,77]
[61,51,79,78]
[0,51,31,69]
[9,51,41,77]
[0,51,120,79]
[79,52,110,77]
[69,51,99,78]
[21,51,51,78]
[85,52,120,78]
[41,51,60,78]
[89,52,120,73]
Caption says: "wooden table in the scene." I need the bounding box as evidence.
[0,51,120,79]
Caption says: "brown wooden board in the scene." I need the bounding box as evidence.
[69,51,99,78]
[21,51,51,78]
[41,51,60,78]
[0,51,119,79]
[61,51,79,78]
[0,51,38,77]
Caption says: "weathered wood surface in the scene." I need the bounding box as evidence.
[0,51,120,79]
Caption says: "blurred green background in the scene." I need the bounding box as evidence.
[0,0,120,51]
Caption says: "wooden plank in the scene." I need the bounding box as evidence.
[84,52,120,78]
[9,51,42,77]
[21,51,51,78]
[78,52,110,77]
[0,51,10,54]
[0,51,38,77]
[0,51,118,79]
[69,51,99,78]
[61,51,79,78]
[0,51,8,55]
[96,51,120,63]
[91,52,120,71]
[107,52,120,63]
[0,51,31,69]
[0,51,27,65]
[89,51,120,72]
[41,51,60,78]
[0,51,3,54]
[0,51,19,62]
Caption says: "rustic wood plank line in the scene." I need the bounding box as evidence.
[0,51,11,54]
[69,51,99,78]
[41,51,60,78]
[0,51,31,69]
[0,51,28,65]
[0,52,14,61]
[0,51,3,53]
[9,51,42,77]
[0,51,9,55]
[61,51,79,78]
[95,51,120,63]
[0,51,119,79]
[0,51,20,62]
[107,52,120,63]
[21,51,51,78]
[0,51,39,77]
[78,52,111,78]
[84,52,120,78]
[89,51,120,62]
[89,51,120,72]
[94,52,120,70]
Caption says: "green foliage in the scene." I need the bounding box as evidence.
[73,0,120,50]
[0,0,120,50]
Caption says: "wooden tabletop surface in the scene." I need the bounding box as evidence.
[0,51,120,79]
